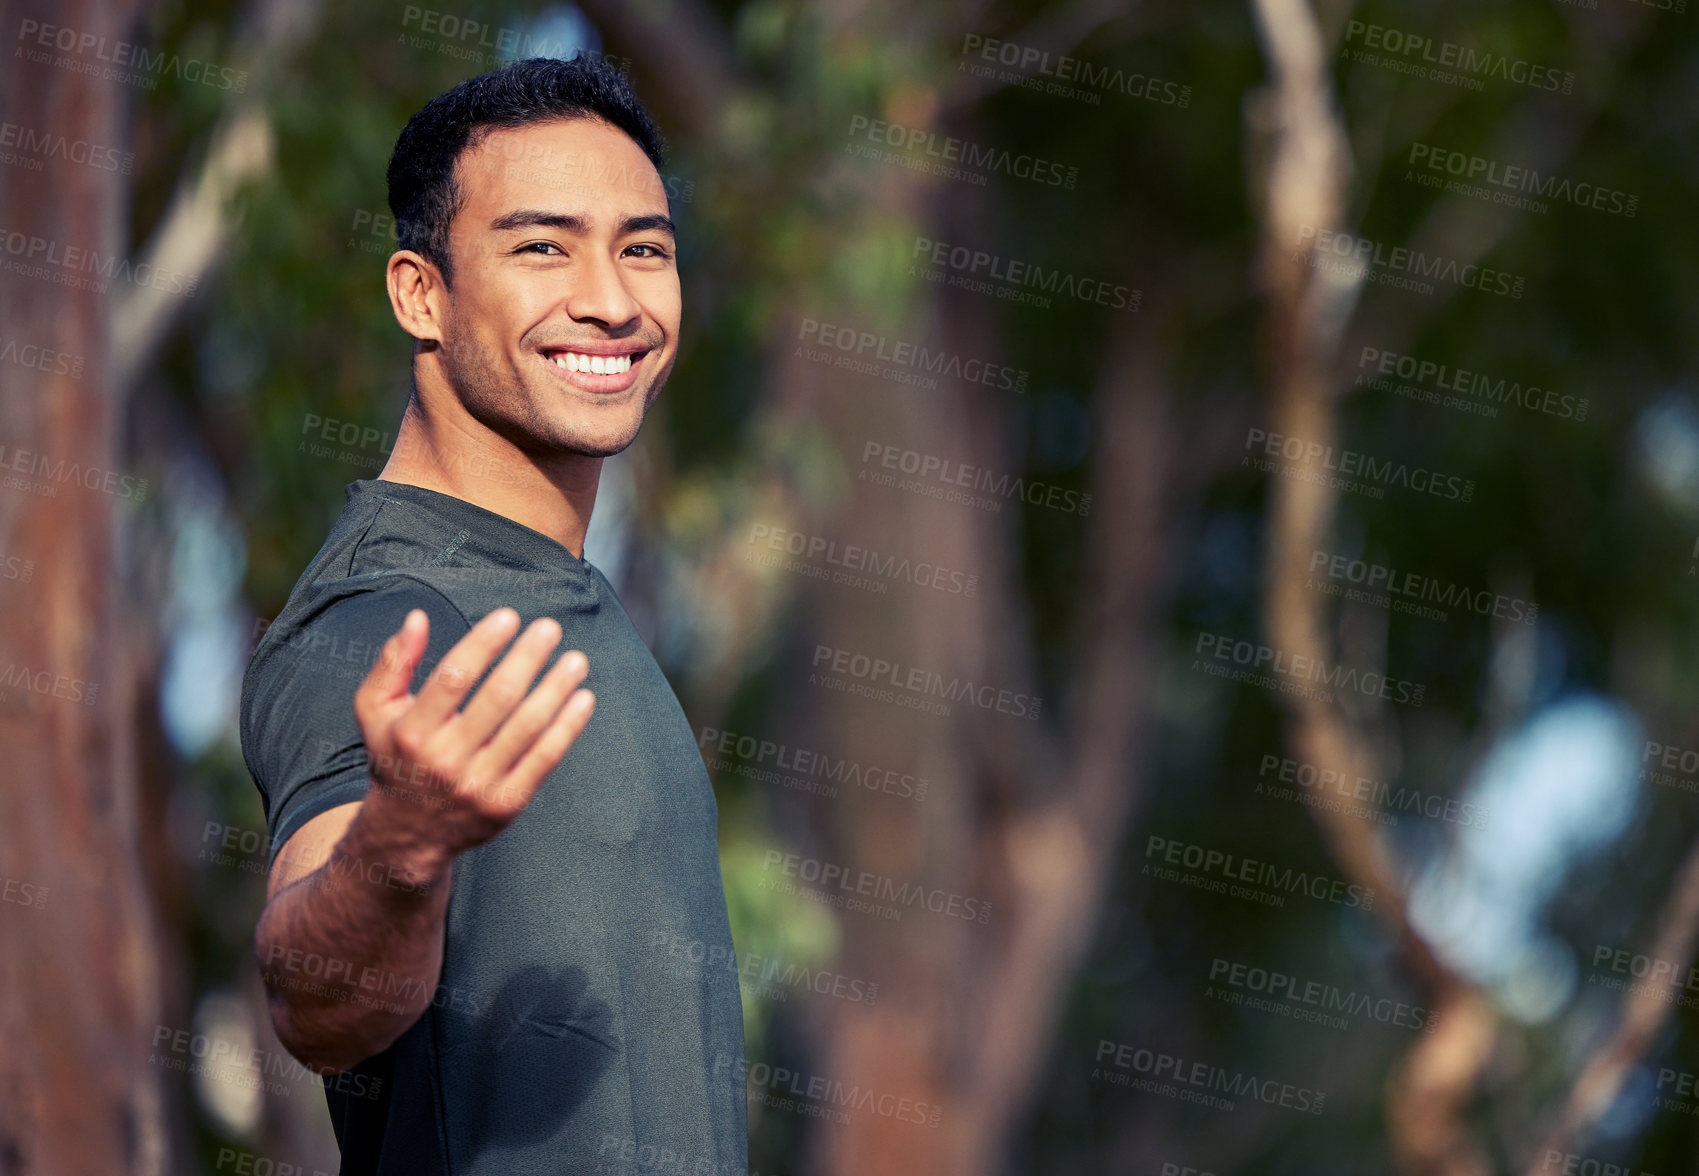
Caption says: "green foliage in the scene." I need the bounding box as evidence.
[128,0,1699,1170]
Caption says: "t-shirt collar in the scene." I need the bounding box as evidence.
[346,479,601,612]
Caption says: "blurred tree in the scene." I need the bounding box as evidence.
[10,0,1699,1173]
[0,1,163,1173]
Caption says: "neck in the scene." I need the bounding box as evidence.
[377,379,600,559]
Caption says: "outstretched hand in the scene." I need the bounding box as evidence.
[352,606,595,859]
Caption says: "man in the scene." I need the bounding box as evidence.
[240,56,747,1175]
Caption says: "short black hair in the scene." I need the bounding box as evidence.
[386,55,666,285]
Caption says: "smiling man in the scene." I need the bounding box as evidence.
[240,57,747,1175]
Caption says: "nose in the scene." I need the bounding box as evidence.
[564,248,642,330]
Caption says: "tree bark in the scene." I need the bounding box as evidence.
[0,0,163,1172]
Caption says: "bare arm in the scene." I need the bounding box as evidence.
[254,606,595,1073]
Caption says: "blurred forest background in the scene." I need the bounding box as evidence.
[3,0,1699,1172]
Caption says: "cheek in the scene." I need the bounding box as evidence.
[453,293,541,366]
[440,307,495,367]
[460,264,543,322]
[637,275,682,329]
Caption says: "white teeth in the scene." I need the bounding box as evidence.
[550,352,632,374]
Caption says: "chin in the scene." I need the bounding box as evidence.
[552,425,642,458]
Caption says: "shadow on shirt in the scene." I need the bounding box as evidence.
[447,962,623,1148]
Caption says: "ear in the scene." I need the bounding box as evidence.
[387,250,449,345]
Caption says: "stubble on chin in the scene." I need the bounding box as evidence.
[436,327,650,460]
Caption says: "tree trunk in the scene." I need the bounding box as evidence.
[0,0,163,1172]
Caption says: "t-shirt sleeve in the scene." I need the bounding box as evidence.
[241,577,472,870]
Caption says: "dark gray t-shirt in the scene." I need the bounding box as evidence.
[240,479,747,1175]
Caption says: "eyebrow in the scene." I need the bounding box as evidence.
[488,209,676,239]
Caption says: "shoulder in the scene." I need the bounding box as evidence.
[256,574,470,668]
[239,574,472,740]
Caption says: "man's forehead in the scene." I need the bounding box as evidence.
[458,117,668,217]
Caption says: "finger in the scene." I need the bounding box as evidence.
[407,607,521,730]
[355,609,429,711]
[469,648,590,778]
[493,689,595,809]
[444,617,565,755]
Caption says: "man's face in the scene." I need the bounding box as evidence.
[430,117,679,458]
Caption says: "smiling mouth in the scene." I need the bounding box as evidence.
[541,348,648,375]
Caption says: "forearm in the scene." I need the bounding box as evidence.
[255,803,453,1072]
[251,605,594,1070]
